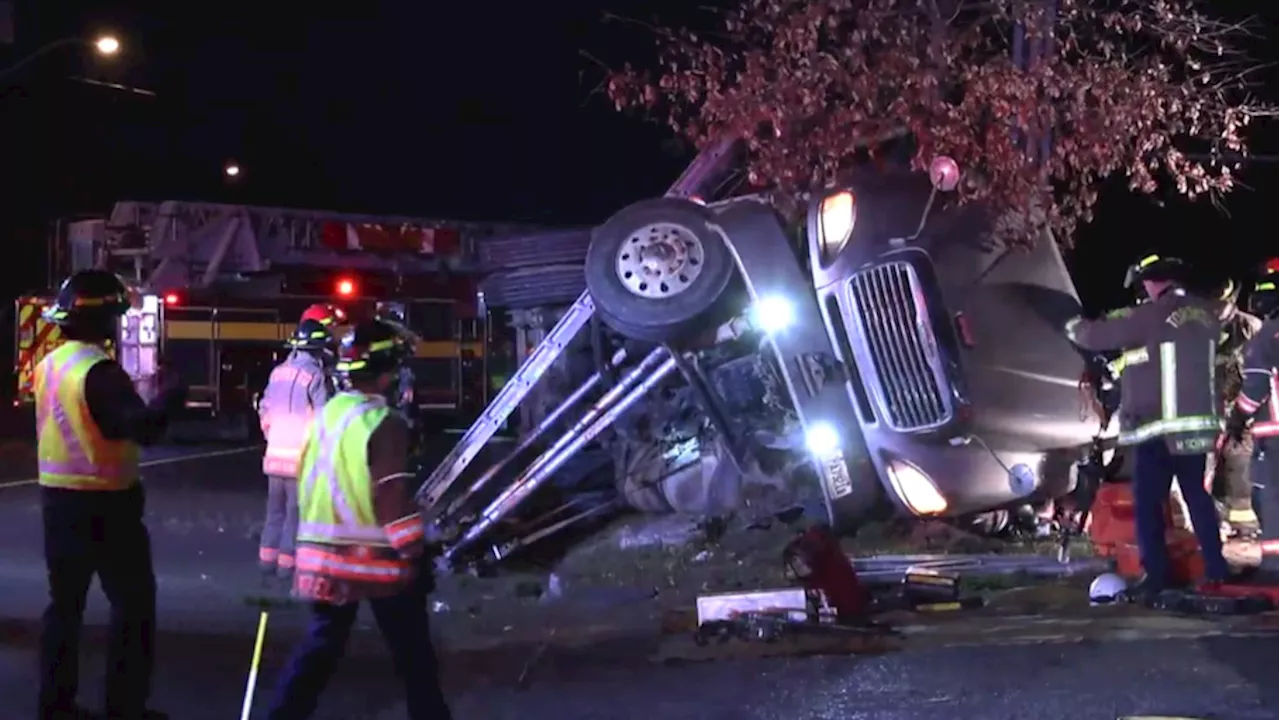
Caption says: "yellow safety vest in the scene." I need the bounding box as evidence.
[35,340,140,490]
[294,392,419,584]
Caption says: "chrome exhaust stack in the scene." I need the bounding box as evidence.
[434,347,628,524]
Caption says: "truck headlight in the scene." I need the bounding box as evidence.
[886,459,948,515]
[750,294,795,334]
[817,190,856,261]
[805,422,840,457]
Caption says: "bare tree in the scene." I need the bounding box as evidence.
[606,0,1275,246]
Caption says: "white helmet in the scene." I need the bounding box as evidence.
[1089,572,1128,605]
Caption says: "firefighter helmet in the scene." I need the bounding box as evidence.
[289,318,336,353]
[1248,258,1278,318]
[335,319,411,381]
[1088,572,1128,606]
[43,270,133,327]
[1124,254,1187,292]
[300,302,346,328]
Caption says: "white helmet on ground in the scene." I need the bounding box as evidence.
[1089,572,1128,605]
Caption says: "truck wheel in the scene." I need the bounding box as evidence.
[586,198,736,343]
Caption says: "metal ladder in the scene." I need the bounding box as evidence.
[416,290,597,509]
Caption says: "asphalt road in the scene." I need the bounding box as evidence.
[0,629,1274,719]
[0,445,1276,719]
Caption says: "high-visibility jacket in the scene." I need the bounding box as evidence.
[1068,287,1222,454]
[35,340,139,490]
[294,391,424,598]
[260,351,331,478]
[1235,317,1278,440]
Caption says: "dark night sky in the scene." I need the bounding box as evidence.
[1,0,1276,313]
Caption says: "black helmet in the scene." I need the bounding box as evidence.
[289,318,336,353]
[1248,258,1278,318]
[1124,254,1187,292]
[335,319,411,381]
[43,270,133,327]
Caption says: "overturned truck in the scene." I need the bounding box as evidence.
[417,140,1101,570]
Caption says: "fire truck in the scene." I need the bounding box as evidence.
[14,200,568,438]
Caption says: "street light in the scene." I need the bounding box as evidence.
[224,162,242,178]
[94,36,121,56]
[0,34,123,81]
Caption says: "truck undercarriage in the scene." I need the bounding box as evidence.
[418,140,1106,572]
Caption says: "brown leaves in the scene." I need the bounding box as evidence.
[605,0,1275,247]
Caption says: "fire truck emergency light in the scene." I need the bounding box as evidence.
[335,278,356,297]
[163,293,180,306]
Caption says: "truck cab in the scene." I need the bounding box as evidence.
[805,167,1096,522]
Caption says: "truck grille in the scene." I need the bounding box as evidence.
[850,261,951,430]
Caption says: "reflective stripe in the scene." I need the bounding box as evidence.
[1244,369,1279,439]
[294,546,412,582]
[1117,415,1221,446]
[1253,421,1279,438]
[1270,372,1279,432]
[36,342,139,489]
[261,360,321,478]
[296,521,388,544]
[1109,347,1150,376]
[1261,539,1279,555]
[297,398,387,546]
[385,513,425,551]
[1226,508,1258,523]
[38,345,101,478]
[1237,394,1262,413]
[263,415,310,477]
[1159,341,1177,420]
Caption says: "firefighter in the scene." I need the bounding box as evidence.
[375,302,422,449]
[257,317,338,578]
[1211,278,1263,537]
[1226,267,1279,578]
[1064,254,1229,597]
[35,270,187,720]
[264,318,450,720]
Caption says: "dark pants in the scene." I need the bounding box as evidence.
[1132,439,1229,586]
[259,475,298,575]
[38,485,157,719]
[266,582,452,720]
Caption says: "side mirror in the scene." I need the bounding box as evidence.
[928,156,961,193]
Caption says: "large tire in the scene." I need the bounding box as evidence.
[586,198,736,343]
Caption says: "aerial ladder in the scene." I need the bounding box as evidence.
[418,139,878,567]
[62,200,553,288]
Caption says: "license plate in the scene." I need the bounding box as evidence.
[822,454,853,498]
